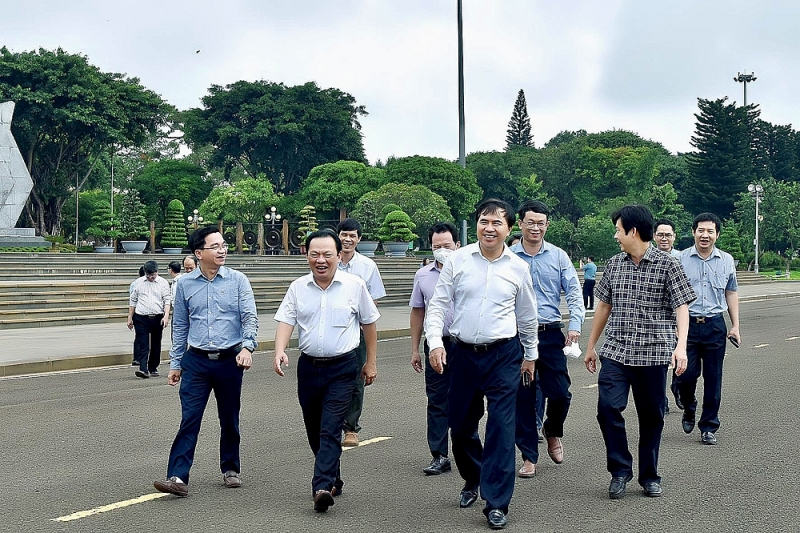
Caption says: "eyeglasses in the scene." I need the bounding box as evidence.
[521,221,548,229]
[199,244,227,252]
[655,233,674,239]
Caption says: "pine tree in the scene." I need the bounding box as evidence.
[505,89,534,149]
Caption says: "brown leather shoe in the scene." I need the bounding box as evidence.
[223,471,241,488]
[154,477,188,497]
[342,431,359,447]
[314,490,335,512]
[517,460,536,478]
[546,435,564,464]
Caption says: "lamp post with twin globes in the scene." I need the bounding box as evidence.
[187,209,204,230]
[747,183,764,274]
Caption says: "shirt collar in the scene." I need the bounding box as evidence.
[687,245,721,259]
[510,240,550,258]
[470,242,514,263]
[306,268,344,290]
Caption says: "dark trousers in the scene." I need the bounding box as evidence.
[596,357,667,485]
[166,350,244,483]
[133,313,164,373]
[424,339,451,458]
[677,317,726,433]
[516,329,572,463]
[583,279,596,309]
[343,329,366,433]
[298,351,359,494]
[449,337,522,515]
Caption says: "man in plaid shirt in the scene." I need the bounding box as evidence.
[585,205,696,500]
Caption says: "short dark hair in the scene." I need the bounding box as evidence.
[306,229,342,254]
[587,255,594,261]
[611,205,654,242]
[475,198,515,228]
[692,212,722,233]
[337,218,362,237]
[138,266,145,277]
[654,218,676,233]
[517,200,551,221]
[143,260,159,275]
[189,226,221,253]
[183,255,198,266]
[507,233,522,245]
[168,261,182,274]
[428,221,459,244]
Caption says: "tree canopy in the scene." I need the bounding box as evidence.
[199,177,280,223]
[506,89,533,149]
[131,159,213,226]
[299,160,385,218]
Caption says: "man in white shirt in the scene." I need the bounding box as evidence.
[337,218,386,448]
[274,229,380,513]
[426,199,539,530]
[128,260,171,379]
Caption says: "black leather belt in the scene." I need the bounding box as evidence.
[538,322,564,332]
[455,337,515,354]
[691,314,722,324]
[301,349,357,367]
[189,345,241,360]
[137,313,163,318]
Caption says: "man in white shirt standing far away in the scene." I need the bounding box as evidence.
[273,229,380,513]
[426,199,539,531]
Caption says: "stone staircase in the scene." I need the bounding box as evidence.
[0,253,423,329]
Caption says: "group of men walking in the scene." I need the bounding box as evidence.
[144,199,739,531]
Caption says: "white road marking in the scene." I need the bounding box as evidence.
[581,384,598,389]
[753,343,770,348]
[786,336,799,341]
[52,493,169,522]
[343,436,393,450]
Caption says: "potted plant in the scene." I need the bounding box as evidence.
[378,209,417,257]
[351,197,381,257]
[297,205,318,254]
[86,200,119,253]
[117,190,149,253]
[161,199,188,254]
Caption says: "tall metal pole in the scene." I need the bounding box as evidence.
[754,194,759,274]
[457,0,466,169]
[734,71,757,107]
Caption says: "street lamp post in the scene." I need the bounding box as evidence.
[748,183,764,274]
[187,209,204,230]
[265,206,281,225]
[734,71,757,106]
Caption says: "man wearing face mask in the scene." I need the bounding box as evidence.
[410,222,461,476]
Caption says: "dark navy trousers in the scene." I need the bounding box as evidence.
[448,337,522,515]
[596,357,667,486]
[516,329,572,463]
[133,313,164,373]
[298,351,359,494]
[424,339,451,458]
[677,316,727,433]
[166,350,244,483]
[343,329,366,433]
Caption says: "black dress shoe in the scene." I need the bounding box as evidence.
[643,481,662,497]
[608,474,633,499]
[671,381,684,410]
[423,456,452,475]
[701,431,717,445]
[460,488,479,508]
[135,370,150,379]
[313,490,334,512]
[486,509,507,530]
[682,411,695,434]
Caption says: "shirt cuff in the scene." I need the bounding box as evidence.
[568,319,582,332]
[428,336,444,351]
[523,347,539,361]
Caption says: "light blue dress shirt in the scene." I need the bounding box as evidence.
[511,240,585,332]
[170,266,259,370]
[679,246,738,317]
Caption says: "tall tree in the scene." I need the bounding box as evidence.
[0,47,170,236]
[131,159,214,226]
[505,89,534,149]
[685,97,759,219]
[298,160,385,219]
[182,80,367,195]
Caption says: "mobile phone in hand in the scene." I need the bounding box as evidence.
[522,372,532,387]
[728,335,740,349]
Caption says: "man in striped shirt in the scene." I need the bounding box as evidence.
[128,260,171,379]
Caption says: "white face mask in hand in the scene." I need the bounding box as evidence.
[433,248,454,265]
[563,342,582,359]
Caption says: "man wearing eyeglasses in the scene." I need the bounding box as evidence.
[128,260,171,379]
[653,218,682,414]
[510,200,584,480]
[154,226,258,498]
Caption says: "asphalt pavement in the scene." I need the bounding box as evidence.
[0,297,799,532]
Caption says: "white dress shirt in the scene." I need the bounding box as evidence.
[425,242,539,361]
[274,270,381,358]
[129,275,171,315]
[338,251,387,300]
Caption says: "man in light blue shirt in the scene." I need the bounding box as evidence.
[511,200,585,478]
[154,226,258,498]
[581,256,597,310]
[677,213,740,446]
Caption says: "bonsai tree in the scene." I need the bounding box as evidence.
[85,200,120,247]
[378,209,418,243]
[117,190,149,241]
[350,195,381,241]
[380,203,402,220]
[161,199,188,249]
[298,205,318,236]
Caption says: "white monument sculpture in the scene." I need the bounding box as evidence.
[0,101,45,246]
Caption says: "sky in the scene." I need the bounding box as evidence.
[4,0,800,165]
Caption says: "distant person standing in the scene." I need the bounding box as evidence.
[581,256,597,310]
[128,260,171,379]
[183,254,198,274]
[274,229,379,512]
[585,205,695,500]
[337,218,386,448]
[677,213,740,446]
[153,226,258,497]
[654,218,681,257]
[409,222,460,476]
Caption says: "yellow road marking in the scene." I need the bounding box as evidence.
[52,492,169,522]
[343,436,393,450]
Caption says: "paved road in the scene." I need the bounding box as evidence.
[1,298,798,532]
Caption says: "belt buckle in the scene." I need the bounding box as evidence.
[696,317,706,324]
[474,343,489,353]
[207,351,220,360]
